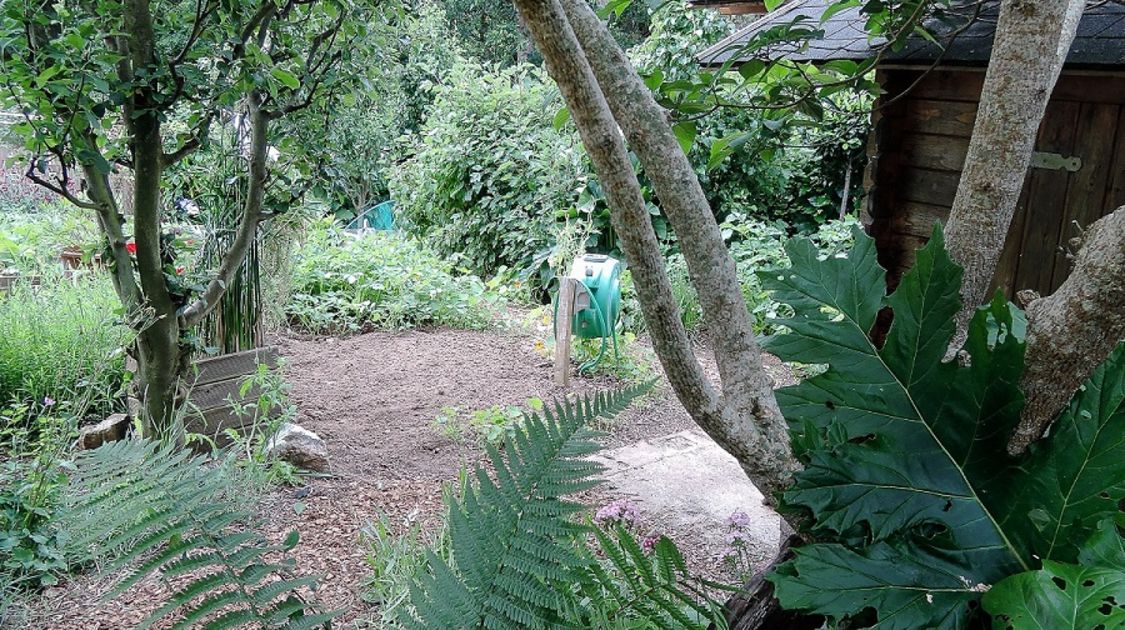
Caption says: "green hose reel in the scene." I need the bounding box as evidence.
[553,254,623,374]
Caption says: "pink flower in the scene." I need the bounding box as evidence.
[641,534,661,554]
[594,499,640,526]
[727,511,752,529]
[42,396,55,407]
[175,266,185,274]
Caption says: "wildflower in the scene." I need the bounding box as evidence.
[724,530,752,546]
[727,511,752,529]
[43,396,55,407]
[125,241,137,254]
[594,499,640,526]
[641,534,661,554]
[175,266,185,274]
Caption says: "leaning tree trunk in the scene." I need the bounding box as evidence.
[509,0,726,457]
[1009,207,1125,454]
[557,0,797,499]
[943,0,1085,352]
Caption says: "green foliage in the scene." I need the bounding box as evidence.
[0,409,74,595]
[388,59,587,279]
[631,0,733,83]
[983,517,1124,629]
[435,0,523,67]
[760,226,1125,628]
[210,361,303,489]
[361,509,452,624]
[625,218,857,336]
[298,3,457,221]
[0,205,102,275]
[570,524,727,629]
[432,398,545,446]
[0,276,131,422]
[286,222,504,333]
[60,439,337,629]
[401,383,725,628]
[436,0,649,68]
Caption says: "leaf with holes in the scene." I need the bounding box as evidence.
[761,226,1125,629]
[983,518,1125,629]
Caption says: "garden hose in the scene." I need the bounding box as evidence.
[551,282,618,374]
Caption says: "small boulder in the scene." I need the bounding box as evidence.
[78,413,130,450]
[266,423,329,472]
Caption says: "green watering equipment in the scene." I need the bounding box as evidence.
[345,200,396,231]
[553,254,623,373]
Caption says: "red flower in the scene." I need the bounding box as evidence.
[175,266,185,274]
[125,241,137,255]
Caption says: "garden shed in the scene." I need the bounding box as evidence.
[699,0,1125,297]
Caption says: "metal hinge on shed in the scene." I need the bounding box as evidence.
[1031,152,1082,173]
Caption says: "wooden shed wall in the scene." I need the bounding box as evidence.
[862,67,1125,297]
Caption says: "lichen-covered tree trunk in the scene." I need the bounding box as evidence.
[513,0,797,500]
[558,0,796,496]
[1009,207,1125,453]
[943,0,1085,350]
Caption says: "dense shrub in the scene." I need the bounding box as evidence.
[623,218,859,336]
[387,59,586,279]
[286,222,504,333]
[0,277,130,423]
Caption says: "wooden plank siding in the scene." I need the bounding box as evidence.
[864,67,1125,297]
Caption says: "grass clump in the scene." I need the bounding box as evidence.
[286,222,504,333]
[0,277,131,424]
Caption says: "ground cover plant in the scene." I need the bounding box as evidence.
[0,277,132,424]
[286,222,505,333]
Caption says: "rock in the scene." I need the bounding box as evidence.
[77,413,130,450]
[266,423,330,472]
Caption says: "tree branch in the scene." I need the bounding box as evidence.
[179,93,269,329]
[943,0,1086,354]
[559,0,797,496]
[1009,206,1125,454]
[82,162,143,310]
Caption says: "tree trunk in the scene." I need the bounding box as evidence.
[510,0,727,467]
[554,0,797,500]
[943,0,1085,352]
[1009,207,1125,454]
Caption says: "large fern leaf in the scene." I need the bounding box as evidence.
[401,385,652,629]
[61,439,336,629]
[760,226,1125,628]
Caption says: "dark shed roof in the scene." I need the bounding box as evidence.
[699,0,1125,68]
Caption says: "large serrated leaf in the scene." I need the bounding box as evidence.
[996,343,1125,564]
[762,226,1125,628]
[983,519,1125,630]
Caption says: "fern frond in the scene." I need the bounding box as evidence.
[60,439,336,629]
[402,383,652,629]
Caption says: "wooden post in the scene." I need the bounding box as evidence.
[554,277,577,387]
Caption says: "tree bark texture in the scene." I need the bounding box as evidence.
[558,0,797,497]
[1010,207,1125,454]
[509,0,722,442]
[943,0,1085,352]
